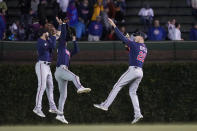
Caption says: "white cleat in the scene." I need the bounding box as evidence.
[33,108,46,118]
[56,115,69,124]
[131,115,143,124]
[93,104,108,111]
[77,87,91,94]
[49,109,63,115]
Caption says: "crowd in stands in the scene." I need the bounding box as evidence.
[138,1,197,41]
[0,0,127,41]
[0,0,196,41]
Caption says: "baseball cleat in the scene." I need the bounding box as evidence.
[33,108,46,118]
[49,109,63,115]
[56,115,69,124]
[77,87,91,94]
[93,104,108,111]
[131,115,143,124]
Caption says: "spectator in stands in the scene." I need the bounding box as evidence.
[28,18,41,40]
[91,0,104,21]
[120,25,127,35]
[190,23,197,40]
[172,23,183,40]
[78,0,91,25]
[9,20,20,35]
[138,3,154,32]
[58,0,69,18]
[0,0,7,15]
[114,0,126,23]
[106,0,116,19]
[18,24,26,40]
[0,9,5,40]
[187,0,191,7]
[67,0,78,26]
[51,0,61,28]
[18,0,31,28]
[148,20,166,41]
[107,29,116,40]
[74,18,86,40]
[88,16,103,41]
[101,6,111,39]
[167,19,176,40]
[38,0,47,26]
[191,0,197,15]
[31,0,40,17]
[8,20,20,41]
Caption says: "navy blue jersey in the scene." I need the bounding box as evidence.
[37,35,56,62]
[56,24,79,67]
[114,27,147,68]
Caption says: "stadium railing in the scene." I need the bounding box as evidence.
[0,41,197,62]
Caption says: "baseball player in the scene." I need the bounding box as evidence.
[33,27,61,117]
[54,18,91,124]
[94,18,147,124]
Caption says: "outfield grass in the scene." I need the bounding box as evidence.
[0,124,197,131]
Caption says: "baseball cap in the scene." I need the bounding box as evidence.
[38,28,48,37]
[131,30,147,39]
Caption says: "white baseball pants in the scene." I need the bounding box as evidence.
[55,65,83,112]
[102,66,143,118]
[34,61,57,110]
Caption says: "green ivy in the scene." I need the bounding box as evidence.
[0,63,197,125]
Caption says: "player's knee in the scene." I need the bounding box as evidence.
[75,75,79,80]
[72,75,79,81]
[60,94,67,100]
[129,88,137,94]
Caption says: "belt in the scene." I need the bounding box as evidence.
[39,61,51,65]
[44,62,51,65]
[130,66,141,69]
[60,65,68,70]
[134,66,139,69]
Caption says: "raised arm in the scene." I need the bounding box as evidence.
[71,36,79,57]
[108,18,130,44]
[48,35,56,49]
[56,17,68,44]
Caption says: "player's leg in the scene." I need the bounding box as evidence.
[129,69,143,124]
[57,67,91,93]
[55,71,68,124]
[46,69,60,114]
[94,67,135,110]
[57,80,68,113]
[33,62,48,117]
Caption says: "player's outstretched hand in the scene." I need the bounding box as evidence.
[56,16,63,25]
[108,18,116,28]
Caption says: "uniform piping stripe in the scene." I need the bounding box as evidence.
[64,67,82,88]
[36,63,43,107]
[75,76,82,88]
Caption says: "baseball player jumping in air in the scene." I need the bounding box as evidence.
[54,17,91,124]
[94,18,147,124]
[33,26,62,117]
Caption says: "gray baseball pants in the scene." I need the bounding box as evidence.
[34,61,57,110]
[102,66,143,118]
[55,65,82,112]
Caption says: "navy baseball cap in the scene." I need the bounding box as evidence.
[131,30,147,39]
[38,28,48,37]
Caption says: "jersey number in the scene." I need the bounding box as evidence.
[137,51,146,62]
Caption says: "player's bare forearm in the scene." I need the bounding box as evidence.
[108,18,116,28]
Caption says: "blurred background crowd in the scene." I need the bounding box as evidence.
[0,0,197,41]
